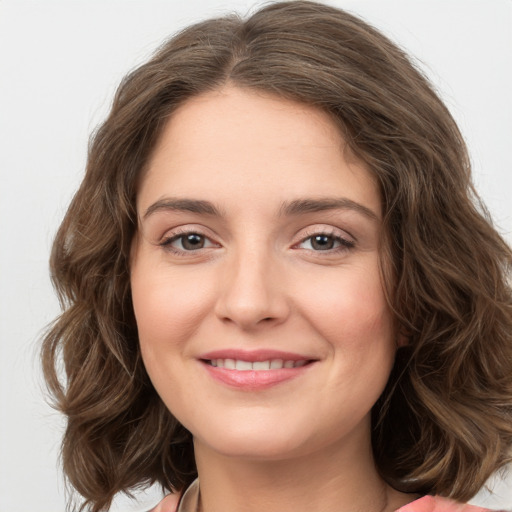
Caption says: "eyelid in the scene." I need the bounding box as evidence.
[157,224,216,243]
[162,232,216,248]
[291,225,356,256]
[157,225,222,254]
[155,224,356,256]
[293,225,356,245]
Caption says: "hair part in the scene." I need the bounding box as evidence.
[42,2,512,510]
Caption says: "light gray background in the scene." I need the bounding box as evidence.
[1,1,511,510]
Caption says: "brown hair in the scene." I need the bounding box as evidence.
[42,1,512,510]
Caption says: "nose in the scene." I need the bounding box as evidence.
[214,247,290,330]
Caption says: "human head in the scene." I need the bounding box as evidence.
[42,1,512,511]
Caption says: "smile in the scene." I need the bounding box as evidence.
[207,358,308,370]
[198,350,317,390]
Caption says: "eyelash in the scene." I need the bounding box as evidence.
[159,229,217,255]
[158,228,355,256]
[294,229,355,254]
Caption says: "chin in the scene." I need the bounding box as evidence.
[191,417,328,462]
[200,438,310,461]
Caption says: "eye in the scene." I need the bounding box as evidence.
[161,232,216,252]
[297,233,355,251]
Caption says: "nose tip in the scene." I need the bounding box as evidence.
[218,304,284,329]
[216,290,289,330]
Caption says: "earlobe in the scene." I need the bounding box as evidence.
[396,330,409,348]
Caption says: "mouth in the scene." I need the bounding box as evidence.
[203,358,310,370]
[198,351,317,390]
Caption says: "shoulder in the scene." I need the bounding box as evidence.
[396,495,503,512]
[148,479,199,512]
[149,491,504,512]
[147,493,181,512]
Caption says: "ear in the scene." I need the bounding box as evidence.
[396,329,409,348]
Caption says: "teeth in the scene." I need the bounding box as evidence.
[209,358,308,370]
[253,361,270,370]
[235,360,253,371]
[270,359,283,369]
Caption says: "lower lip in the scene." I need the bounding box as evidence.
[201,361,313,390]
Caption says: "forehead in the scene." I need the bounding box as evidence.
[138,86,380,217]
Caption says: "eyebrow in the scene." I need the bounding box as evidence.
[142,196,378,221]
[143,198,223,219]
[280,198,379,221]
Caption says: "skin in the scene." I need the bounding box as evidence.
[133,86,414,512]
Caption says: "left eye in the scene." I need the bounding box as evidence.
[298,234,353,251]
[163,233,215,251]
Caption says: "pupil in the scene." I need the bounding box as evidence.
[312,235,333,250]
[183,234,204,250]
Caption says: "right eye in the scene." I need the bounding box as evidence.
[160,232,216,252]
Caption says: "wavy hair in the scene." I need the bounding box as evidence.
[42,1,512,510]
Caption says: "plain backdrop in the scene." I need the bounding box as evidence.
[1,1,511,510]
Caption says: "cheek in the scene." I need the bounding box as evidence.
[130,258,213,408]
[296,262,394,346]
[131,258,212,347]
[130,261,223,421]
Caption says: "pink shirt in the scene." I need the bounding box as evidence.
[396,495,500,512]
[150,482,504,512]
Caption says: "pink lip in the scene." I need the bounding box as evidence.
[198,349,317,391]
[199,349,314,362]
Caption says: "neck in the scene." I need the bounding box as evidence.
[193,427,406,512]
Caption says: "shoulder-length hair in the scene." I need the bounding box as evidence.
[42,1,512,511]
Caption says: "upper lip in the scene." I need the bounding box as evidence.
[198,349,317,362]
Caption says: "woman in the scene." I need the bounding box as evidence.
[42,2,512,511]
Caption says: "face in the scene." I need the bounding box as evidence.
[131,87,397,462]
